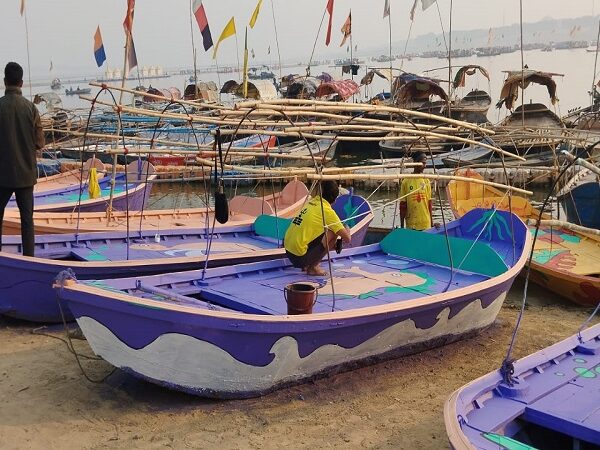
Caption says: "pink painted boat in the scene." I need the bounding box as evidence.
[2,179,309,235]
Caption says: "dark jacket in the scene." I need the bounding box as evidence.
[0,86,45,188]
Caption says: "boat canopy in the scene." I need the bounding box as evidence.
[497,70,558,110]
[315,79,360,101]
[453,65,490,88]
[360,68,393,86]
[33,92,62,111]
[392,73,449,104]
[285,78,318,99]
[220,79,278,100]
[184,81,218,102]
[143,87,182,103]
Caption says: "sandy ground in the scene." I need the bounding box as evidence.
[0,279,598,450]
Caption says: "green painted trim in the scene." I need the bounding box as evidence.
[483,432,537,450]
[380,228,507,277]
[254,215,292,240]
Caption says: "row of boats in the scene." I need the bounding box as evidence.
[2,149,600,448]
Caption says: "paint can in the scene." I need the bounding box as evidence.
[284,283,318,315]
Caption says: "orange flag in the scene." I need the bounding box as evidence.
[340,11,351,47]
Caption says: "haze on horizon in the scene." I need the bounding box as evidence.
[1,0,598,78]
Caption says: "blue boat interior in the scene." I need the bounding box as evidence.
[82,209,526,316]
[7,173,146,207]
[462,335,600,449]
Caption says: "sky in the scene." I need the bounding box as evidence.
[0,0,598,78]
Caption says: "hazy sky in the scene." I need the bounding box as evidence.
[1,0,598,77]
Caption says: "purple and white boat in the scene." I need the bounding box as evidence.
[1,193,372,323]
[7,161,156,213]
[444,322,600,449]
[55,209,531,398]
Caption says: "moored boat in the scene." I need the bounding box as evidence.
[1,192,372,323]
[447,169,600,306]
[556,167,600,230]
[445,322,600,449]
[2,179,309,234]
[55,208,530,398]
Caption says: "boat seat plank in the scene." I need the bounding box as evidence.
[524,381,600,445]
[200,287,281,315]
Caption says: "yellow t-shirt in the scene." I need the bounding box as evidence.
[284,196,344,256]
[400,177,432,231]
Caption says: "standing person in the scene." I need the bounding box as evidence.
[285,180,351,276]
[399,151,433,231]
[0,62,45,256]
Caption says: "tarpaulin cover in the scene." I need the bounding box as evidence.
[392,73,448,104]
[496,70,558,110]
[315,79,360,101]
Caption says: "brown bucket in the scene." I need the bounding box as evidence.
[284,283,318,315]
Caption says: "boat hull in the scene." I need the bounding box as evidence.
[558,181,600,230]
[65,280,513,398]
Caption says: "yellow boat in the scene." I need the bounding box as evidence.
[447,169,600,306]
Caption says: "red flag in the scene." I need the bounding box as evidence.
[340,11,351,47]
[123,0,135,35]
[325,0,334,46]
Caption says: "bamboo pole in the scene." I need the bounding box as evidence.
[234,99,495,134]
[526,219,600,236]
[306,172,533,196]
[561,151,600,177]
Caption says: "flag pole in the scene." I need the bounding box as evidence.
[447,0,453,118]
[189,0,199,97]
[388,7,393,96]
[23,6,33,100]
[270,0,283,79]
[235,31,242,81]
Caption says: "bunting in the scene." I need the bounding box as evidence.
[325,0,334,46]
[94,26,107,67]
[340,11,351,47]
[212,17,236,59]
[249,0,263,29]
[193,0,213,51]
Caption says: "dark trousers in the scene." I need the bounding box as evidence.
[0,186,34,257]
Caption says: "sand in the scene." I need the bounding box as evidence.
[0,279,597,450]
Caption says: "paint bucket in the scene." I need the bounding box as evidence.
[284,283,318,315]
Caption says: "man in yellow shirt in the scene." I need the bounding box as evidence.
[285,181,351,276]
[400,151,433,230]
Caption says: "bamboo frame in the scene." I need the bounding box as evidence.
[526,219,600,236]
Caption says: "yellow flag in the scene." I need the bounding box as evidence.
[249,0,262,29]
[212,17,236,59]
[243,28,249,97]
[88,167,101,199]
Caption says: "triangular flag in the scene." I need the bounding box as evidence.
[20,0,25,16]
[49,60,53,72]
[213,17,236,59]
[126,33,138,74]
[340,11,351,47]
[249,0,263,29]
[383,0,390,18]
[325,0,334,46]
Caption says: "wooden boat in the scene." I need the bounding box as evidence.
[34,158,105,194]
[556,167,600,229]
[65,87,92,96]
[6,161,156,213]
[447,169,600,306]
[493,70,565,153]
[2,179,309,235]
[447,66,492,124]
[445,322,600,449]
[0,192,372,323]
[55,208,531,398]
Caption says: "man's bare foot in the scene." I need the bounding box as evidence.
[306,266,327,276]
